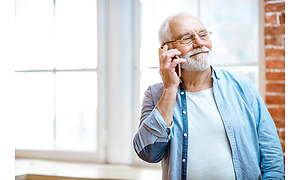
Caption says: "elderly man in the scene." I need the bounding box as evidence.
[133,12,284,180]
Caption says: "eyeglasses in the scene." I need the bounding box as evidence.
[162,30,212,47]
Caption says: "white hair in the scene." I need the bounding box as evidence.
[158,11,197,47]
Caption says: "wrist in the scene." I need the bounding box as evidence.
[163,86,178,95]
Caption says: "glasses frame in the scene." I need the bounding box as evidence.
[161,30,212,48]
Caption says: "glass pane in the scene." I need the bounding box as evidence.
[55,72,97,151]
[215,66,258,89]
[54,0,97,69]
[140,0,198,69]
[15,72,55,150]
[140,68,162,107]
[15,0,55,70]
[200,0,258,65]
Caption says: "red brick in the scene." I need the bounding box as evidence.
[265,48,285,58]
[265,35,285,46]
[266,83,285,93]
[280,129,285,141]
[273,117,285,128]
[266,72,285,80]
[269,108,285,119]
[265,2,285,12]
[266,60,285,69]
[265,13,277,25]
[266,95,285,105]
[265,25,285,35]
[279,12,285,24]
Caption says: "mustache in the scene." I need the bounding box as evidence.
[187,46,210,57]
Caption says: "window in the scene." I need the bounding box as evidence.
[15,0,98,152]
[140,0,260,106]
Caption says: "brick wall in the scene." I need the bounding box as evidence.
[264,0,285,156]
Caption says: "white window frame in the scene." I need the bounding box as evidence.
[16,0,142,164]
[15,0,107,163]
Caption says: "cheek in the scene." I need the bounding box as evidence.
[177,47,191,57]
[205,40,212,50]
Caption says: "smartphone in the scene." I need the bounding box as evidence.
[158,46,181,77]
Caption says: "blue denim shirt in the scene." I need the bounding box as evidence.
[133,67,284,180]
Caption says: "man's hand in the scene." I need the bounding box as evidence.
[157,45,186,127]
[159,45,186,90]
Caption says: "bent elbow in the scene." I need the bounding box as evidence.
[134,141,168,163]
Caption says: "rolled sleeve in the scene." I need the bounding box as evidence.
[133,85,172,163]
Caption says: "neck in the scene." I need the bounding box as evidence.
[181,66,213,92]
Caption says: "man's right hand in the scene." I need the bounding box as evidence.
[159,45,186,90]
[157,45,186,127]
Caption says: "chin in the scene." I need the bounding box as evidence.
[181,55,212,71]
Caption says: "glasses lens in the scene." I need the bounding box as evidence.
[180,35,194,45]
[179,31,211,45]
[198,31,210,40]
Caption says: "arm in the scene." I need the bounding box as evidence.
[133,86,173,163]
[250,84,285,179]
[157,44,186,127]
[133,45,186,163]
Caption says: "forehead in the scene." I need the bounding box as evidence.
[169,15,206,39]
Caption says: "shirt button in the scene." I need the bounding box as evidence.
[182,158,186,163]
[184,133,187,137]
[183,110,186,114]
[180,91,184,95]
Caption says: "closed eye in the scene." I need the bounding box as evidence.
[182,35,193,41]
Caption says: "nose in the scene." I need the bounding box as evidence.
[193,34,205,48]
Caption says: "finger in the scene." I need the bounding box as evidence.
[163,44,168,51]
[171,58,187,67]
[164,50,182,61]
[159,44,168,55]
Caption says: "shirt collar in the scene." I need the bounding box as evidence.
[211,66,220,80]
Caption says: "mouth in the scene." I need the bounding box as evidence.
[190,51,208,57]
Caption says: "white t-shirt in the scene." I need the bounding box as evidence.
[186,88,236,180]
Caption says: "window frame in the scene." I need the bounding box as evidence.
[15,0,107,163]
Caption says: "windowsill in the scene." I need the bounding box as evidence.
[15,159,161,180]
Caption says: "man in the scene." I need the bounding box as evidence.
[133,12,284,180]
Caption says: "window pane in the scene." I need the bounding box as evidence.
[54,0,97,69]
[199,0,258,65]
[55,72,97,151]
[15,0,55,70]
[15,72,55,150]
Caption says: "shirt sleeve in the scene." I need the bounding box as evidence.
[133,86,173,163]
[249,83,285,179]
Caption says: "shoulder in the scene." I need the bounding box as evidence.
[215,68,254,87]
[214,68,256,96]
[145,83,164,95]
[215,68,252,83]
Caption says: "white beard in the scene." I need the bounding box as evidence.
[180,46,212,71]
